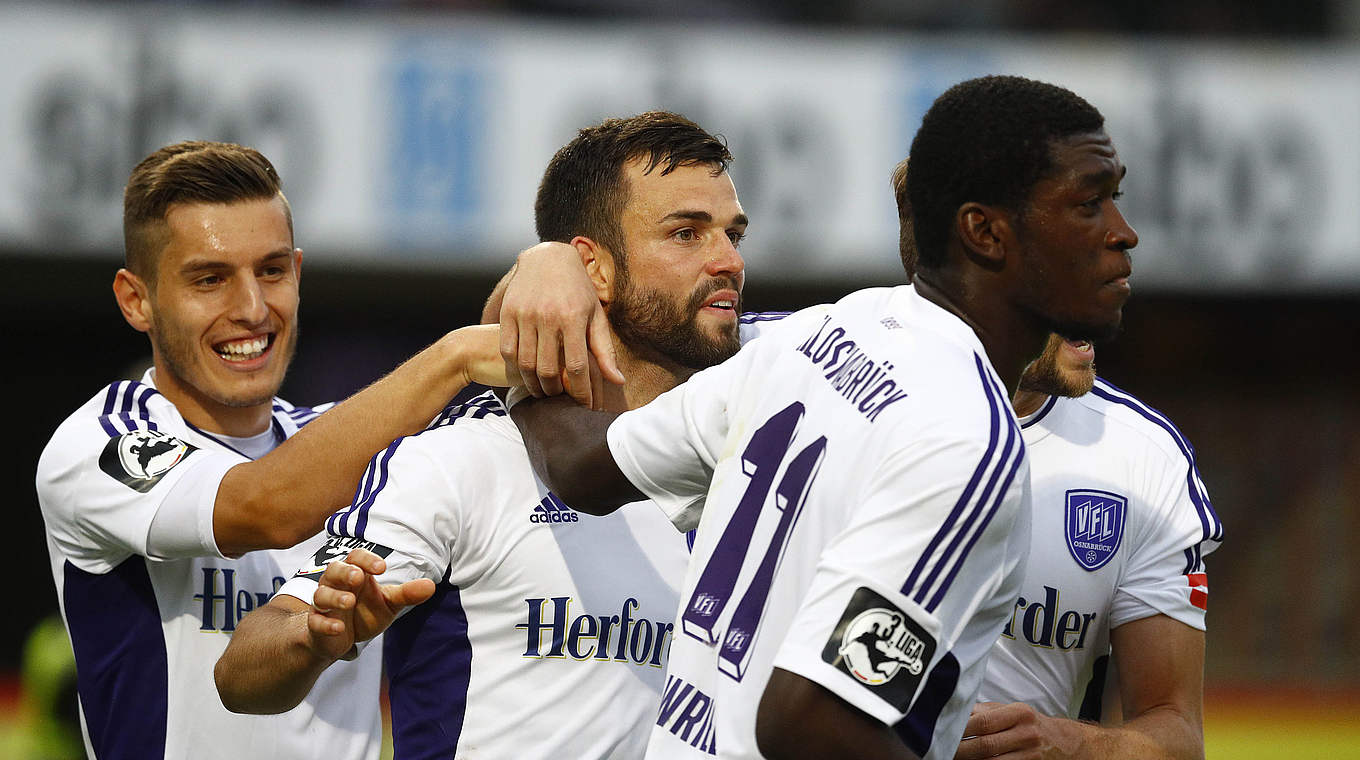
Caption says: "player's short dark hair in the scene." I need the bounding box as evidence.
[890,157,916,281]
[534,111,732,261]
[907,75,1104,272]
[123,140,292,280]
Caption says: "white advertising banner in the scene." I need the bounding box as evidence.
[1,3,1355,291]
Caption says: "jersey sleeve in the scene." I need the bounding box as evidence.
[607,343,756,532]
[1111,450,1222,631]
[276,431,471,605]
[36,414,244,571]
[772,429,1030,730]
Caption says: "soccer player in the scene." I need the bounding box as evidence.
[503,75,1139,759]
[35,141,507,760]
[214,112,756,758]
[886,158,1223,760]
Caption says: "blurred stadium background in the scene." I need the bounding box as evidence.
[4,0,1358,756]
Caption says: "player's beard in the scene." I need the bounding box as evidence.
[609,268,741,371]
[1018,335,1096,399]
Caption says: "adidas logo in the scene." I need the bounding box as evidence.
[530,494,580,524]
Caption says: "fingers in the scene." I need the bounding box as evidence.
[384,578,437,608]
[536,327,565,398]
[560,319,593,408]
[342,548,387,575]
[588,302,625,386]
[516,321,547,397]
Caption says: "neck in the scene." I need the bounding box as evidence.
[605,337,693,412]
[913,268,1049,395]
[150,363,274,438]
[1010,388,1050,418]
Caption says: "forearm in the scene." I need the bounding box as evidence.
[509,395,640,513]
[1037,708,1203,760]
[757,668,919,760]
[215,602,338,715]
[215,324,506,554]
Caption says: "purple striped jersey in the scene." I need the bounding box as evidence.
[34,369,380,760]
[606,285,1032,759]
[278,392,691,759]
[978,378,1223,718]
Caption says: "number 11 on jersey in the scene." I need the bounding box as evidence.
[681,402,828,681]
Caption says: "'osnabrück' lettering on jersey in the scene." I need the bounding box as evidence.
[796,315,909,422]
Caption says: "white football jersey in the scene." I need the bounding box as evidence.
[978,378,1224,718]
[35,369,380,760]
[276,392,689,760]
[608,285,1032,760]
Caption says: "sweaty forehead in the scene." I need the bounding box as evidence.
[1043,130,1124,185]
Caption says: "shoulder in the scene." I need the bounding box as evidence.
[1066,378,1201,463]
[271,396,334,429]
[39,380,178,479]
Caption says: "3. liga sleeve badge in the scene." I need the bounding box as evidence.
[820,587,936,711]
[98,430,197,492]
[1064,489,1127,571]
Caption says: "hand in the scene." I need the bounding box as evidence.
[305,548,435,662]
[955,702,1059,760]
[498,242,625,408]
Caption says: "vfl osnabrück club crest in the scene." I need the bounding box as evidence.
[99,430,197,492]
[1064,488,1126,571]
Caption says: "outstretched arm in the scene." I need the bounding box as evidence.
[215,548,435,714]
[213,324,510,556]
[954,614,1204,760]
[509,395,641,514]
[757,668,920,760]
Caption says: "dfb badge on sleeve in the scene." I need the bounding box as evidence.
[294,536,395,581]
[98,430,197,492]
[820,587,936,712]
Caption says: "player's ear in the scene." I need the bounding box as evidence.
[571,236,615,305]
[113,268,153,334]
[955,202,1012,270]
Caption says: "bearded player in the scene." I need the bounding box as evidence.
[216,112,768,758]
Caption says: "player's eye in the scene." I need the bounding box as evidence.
[195,274,223,287]
[727,230,746,247]
[673,228,697,242]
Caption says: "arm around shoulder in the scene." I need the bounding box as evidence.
[211,325,510,556]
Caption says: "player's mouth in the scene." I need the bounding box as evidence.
[699,289,740,318]
[214,334,274,364]
[1061,338,1095,363]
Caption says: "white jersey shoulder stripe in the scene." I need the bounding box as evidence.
[97,380,161,437]
[1088,378,1224,568]
[431,389,508,429]
[901,353,1026,612]
[738,310,793,324]
[327,437,408,539]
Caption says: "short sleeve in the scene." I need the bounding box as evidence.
[37,418,244,571]
[1111,457,1221,631]
[279,430,474,603]
[607,344,754,532]
[773,431,1030,728]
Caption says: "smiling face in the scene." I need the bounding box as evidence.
[606,158,748,370]
[1013,130,1137,343]
[135,196,300,430]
